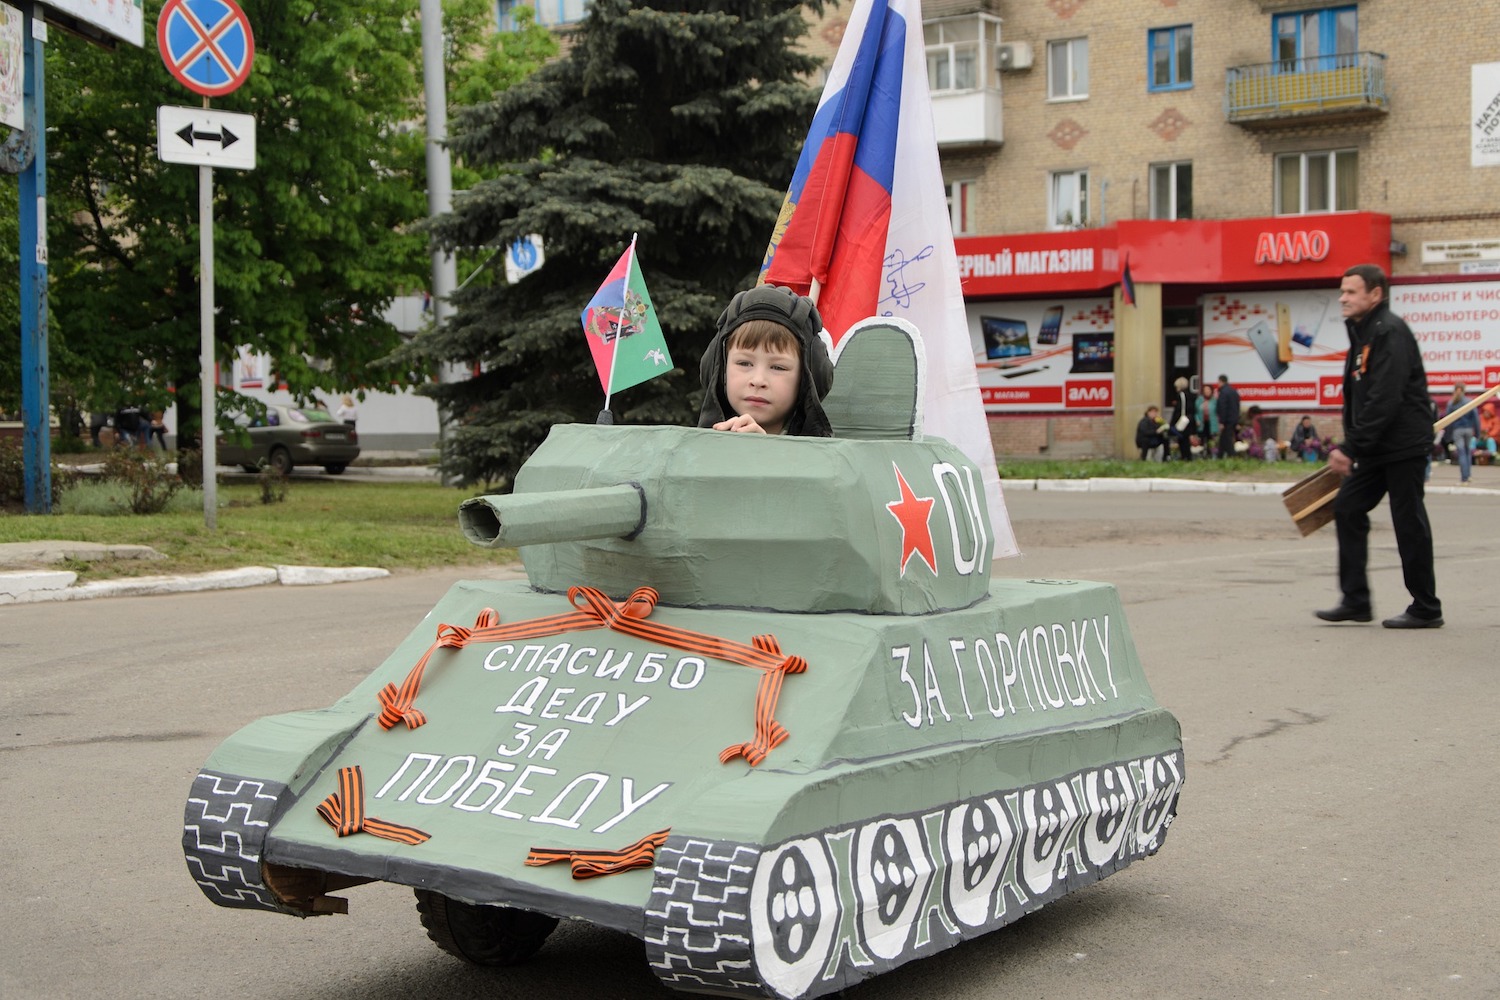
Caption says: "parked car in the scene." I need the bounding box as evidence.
[218,403,360,475]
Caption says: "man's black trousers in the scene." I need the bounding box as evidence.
[1332,454,1441,618]
[1218,423,1237,458]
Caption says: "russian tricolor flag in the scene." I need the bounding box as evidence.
[760,0,1017,557]
[760,0,902,344]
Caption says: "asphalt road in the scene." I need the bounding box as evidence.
[2,486,1497,999]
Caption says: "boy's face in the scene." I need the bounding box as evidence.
[725,344,800,435]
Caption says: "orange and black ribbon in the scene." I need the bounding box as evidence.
[316,765,430,846]
[526,828,670,879]
[718,635,808,767]
[371,585,809,767]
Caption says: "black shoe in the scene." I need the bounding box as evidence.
[1381,612,1444,629]
[1315,605,1373,623]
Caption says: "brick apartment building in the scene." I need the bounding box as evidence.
[803,0,1500,458]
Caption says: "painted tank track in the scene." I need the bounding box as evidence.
[182,770,297,914]
[643,749,1184,999]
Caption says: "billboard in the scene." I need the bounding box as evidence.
[1201,281,1500,409]
[0,2,20,132]
[1474,62,1500,168]
[967,297,1115,412]
[43,0,144,47]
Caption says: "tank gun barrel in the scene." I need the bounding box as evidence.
[460,483,646,549]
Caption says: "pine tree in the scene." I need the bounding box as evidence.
[417,0,823,487]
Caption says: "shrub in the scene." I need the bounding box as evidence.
[99,447,185,514]
[58,479,203,516]
[0,439,76,508]
[257,462,289,505]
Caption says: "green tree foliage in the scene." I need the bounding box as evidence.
[2,158,87,425]
[35,0,550,432]
[0,177,19,414]
[414,0,823,487]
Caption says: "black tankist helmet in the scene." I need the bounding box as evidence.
[697,285,834,436]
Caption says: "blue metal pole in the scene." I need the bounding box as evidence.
[18,1,50,514]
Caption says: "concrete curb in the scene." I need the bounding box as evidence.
[275,565,391,586]
[0,570,79,600]
[995,478,1500,498]
[0,565,389,605]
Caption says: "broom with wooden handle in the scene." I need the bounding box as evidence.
[1281,381,1500,536]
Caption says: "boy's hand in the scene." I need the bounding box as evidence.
[713,415,768,434]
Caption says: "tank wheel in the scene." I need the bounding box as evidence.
[414,889,558,966]
[323,463,347,475]
[268,447,294,476]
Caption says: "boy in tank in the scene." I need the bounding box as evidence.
[698,284,834,436]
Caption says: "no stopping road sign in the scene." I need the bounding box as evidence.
[157,0,255,98]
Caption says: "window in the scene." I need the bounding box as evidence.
[497,0,519,31]
[945,179,975,235]
[1274,6,1357,70]
[1148,25,1193,91]
[1048,38,1088,100]
[1150,161,1193,220]
[1275,150,1357,214]
[499,0,587,31]
[926,20,981,93]
[1049,170,1089,229]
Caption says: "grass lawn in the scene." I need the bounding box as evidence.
[2,454,1313,582]
[996,456,1314,481]
[0,479,511,582]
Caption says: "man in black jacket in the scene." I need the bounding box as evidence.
[1215,374,1241,459]
[1316,264,1443,629]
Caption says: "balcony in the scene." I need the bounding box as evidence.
[932,88,1003,148]
[926,12,1004,149]
[1225,52,1388,128]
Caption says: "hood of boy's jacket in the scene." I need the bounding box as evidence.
[697,285,834,437]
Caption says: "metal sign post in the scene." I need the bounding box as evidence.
[16,2,48,513]
[155,102,254,529]
[198,149,217,527]
[156,0,254,529]
[7,0,143,513]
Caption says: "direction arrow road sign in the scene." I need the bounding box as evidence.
[157,105,256,170]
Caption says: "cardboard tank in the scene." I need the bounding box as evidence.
[184,321,1184,999]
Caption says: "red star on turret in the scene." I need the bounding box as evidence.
[886,465,937,576]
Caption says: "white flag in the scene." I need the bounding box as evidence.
[761,0,1018,556]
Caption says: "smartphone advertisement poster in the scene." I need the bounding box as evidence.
[967,297,1114,412]
[1202,281,1500,408]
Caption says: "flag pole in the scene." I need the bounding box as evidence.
[603,232,639,415]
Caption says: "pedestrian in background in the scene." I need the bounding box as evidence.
[114,405,142,448]
[1136,405,1167,461]
[1288,415,1321,462]
[148,410,168,451]
[336,394,359,426]
[89,410,110,448]
[1196,384,1219,457]
[1215,374,1241,459]
[1443,383,1479,485]
[1168,376,1195,462]
[1316,264,1442,630]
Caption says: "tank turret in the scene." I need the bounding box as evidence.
[460,423,994,615]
